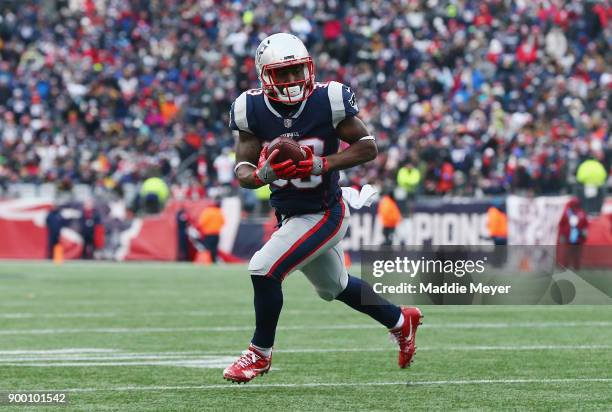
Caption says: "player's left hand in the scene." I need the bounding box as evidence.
[296,146,328,178]
[253,147,298,185]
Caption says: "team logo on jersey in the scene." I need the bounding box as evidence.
[283,118,293,128]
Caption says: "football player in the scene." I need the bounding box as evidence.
[224,33,422,383]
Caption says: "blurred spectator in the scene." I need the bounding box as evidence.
[437,161,455,195]
[138,176,170,214]
[558,198,589,270]
[240,187,257,214]
[396,162,421,197]
[198,200,225,263]
[45,207,63,259]
[176,209,190,262]
[377,191,402,246]
[487,202,508,246]
[577,158,608,189]
[576,157,608,213]
[213,147,236,187]
[79,200,102,259]
[254,184,271,215]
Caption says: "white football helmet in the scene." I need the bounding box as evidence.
[255,33,315,105]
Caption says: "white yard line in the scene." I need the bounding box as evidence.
[0,260,240,271]
[1,345,609,363]
[1,359,237,368]
[0,354,210,362]
[1,345,609,370]
[0,312,119,319]
[2,307,602,319]
[0,349,118,355]
[39,378,612,393]
[1,321,611,335]
[0,309,342,319]
[0,301,120,308]
[244,345,612,353]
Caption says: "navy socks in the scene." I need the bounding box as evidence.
[335,275,401,329]
[250,275,283,348]
[250,274,401,349]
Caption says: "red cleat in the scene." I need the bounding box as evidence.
[390,306,423,368]
[223,345,272,383]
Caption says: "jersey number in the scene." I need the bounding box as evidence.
[272,138,324,189]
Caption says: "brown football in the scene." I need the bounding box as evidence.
[267,136,305,164]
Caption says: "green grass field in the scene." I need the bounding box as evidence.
[1,261,611,411]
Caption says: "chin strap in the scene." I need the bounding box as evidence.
[274,86,304,105]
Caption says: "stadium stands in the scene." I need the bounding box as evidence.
[0,0,609,202]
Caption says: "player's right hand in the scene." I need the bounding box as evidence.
[253,147,297,185]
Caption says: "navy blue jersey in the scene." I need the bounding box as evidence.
[230,81,359,215]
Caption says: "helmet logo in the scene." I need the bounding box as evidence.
[256,44,268,62]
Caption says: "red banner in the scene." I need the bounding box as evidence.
[1,197,612,265]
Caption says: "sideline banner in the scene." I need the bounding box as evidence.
[0,199,82,259]
[2,196,612,265]
[342,200,493,259]
[507,195,571,245]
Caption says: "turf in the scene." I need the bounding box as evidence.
[0,261,611,411]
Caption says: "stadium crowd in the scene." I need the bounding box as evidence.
[0,0,610,202]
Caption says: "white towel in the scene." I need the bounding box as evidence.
[341,184,378,209]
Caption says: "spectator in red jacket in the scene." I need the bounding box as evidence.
[437,162,455,194]
[558,198,589,270]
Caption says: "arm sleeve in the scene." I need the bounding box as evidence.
[229,92,254,134]
[327,81,359,128]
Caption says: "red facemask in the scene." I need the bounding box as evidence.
[260,57,315,104]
